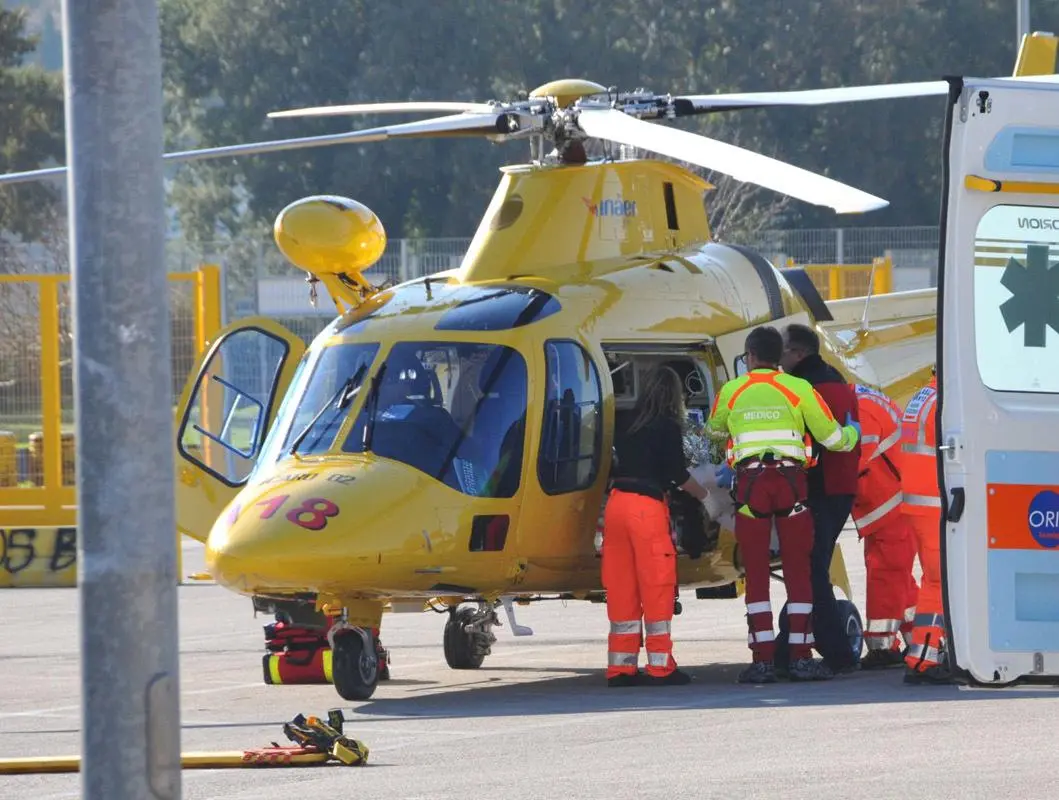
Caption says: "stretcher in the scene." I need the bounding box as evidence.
[0,710,368,775]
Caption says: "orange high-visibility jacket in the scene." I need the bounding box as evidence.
[851,384,904,535]
[899,376,941,516]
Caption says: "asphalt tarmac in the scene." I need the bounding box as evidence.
[2,532,1058,800]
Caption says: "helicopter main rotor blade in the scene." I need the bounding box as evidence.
[304,111,512,142]
[674,73,1059,114]
[577,108,887,214]
[0,113,508,186]
[674,80,949,113]
[269,100,498,119]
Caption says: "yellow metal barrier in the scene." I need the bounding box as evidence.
[784,254,894,300]
[0,265,222,586]
[0,432,15,487]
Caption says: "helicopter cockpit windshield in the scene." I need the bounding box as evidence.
[280,342,381,457]
[343,342,528,498]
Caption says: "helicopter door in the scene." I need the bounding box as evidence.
[174,317,306,543]
[937,76,1059,685]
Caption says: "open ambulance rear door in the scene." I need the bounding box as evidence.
[938,75,1059,685]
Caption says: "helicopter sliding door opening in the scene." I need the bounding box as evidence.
[603,346,721,437]
[601,344,727,558]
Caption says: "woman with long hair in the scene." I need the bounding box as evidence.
[602,365,706,687]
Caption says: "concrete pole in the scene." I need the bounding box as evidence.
[1018,0,1031,47]
[61,0,182,797]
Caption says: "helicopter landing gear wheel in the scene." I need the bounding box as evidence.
[444,604,498,670]
[331,628,379,702]
[836,598,865,664]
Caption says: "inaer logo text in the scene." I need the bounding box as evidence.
[582,196,637,217]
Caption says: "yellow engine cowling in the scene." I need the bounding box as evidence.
[273,195,388,310]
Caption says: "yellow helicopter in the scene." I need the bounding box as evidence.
[3,34,1057,701]
[179,78,941,702]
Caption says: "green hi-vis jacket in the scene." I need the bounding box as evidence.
[707,368,859,465]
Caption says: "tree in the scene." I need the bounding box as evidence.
[157,0,1059,245]
[0,7,65,242]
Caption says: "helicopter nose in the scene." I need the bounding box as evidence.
[204,476,348,592]
[203,459,426,594]
[205,501,291,594]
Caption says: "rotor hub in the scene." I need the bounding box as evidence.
[528,78,608,109]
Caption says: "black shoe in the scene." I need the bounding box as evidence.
[644,669,692,686]
[607,671,642,687]
[903,663,954,685]
[827,658,859,675]
[789,657,834,681]
[738,662,777,684]
[861,648,905,670]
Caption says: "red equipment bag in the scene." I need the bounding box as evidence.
[261,621,332,685]
[262,648,333,685]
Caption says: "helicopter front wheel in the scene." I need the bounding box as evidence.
[331,628,379,701]
[443,603,497,670]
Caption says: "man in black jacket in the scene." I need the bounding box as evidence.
[773,323,862,675]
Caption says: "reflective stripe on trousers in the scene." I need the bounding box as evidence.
[867,618,900,634]
[785,603,814,646]
[607,619,642,670]
[906,611,946,671]
[865,617,901,651]
[906,642,942,666]
[913,612,944,629]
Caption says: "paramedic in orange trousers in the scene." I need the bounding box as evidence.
[602,365,707,687]
[901,368,953,684]
[774,323,862,674]
[851,383,919,668]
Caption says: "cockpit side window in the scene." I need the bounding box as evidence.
[343,341,528,498]
[538,340,603,495]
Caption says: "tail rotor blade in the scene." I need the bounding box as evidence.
[577,108,887,214]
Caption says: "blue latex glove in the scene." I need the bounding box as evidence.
[845,411,862,440]
[714,463,735,490]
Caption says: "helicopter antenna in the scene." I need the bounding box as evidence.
[859,256,880,330]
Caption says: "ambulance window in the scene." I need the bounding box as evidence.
[538,340,603,495]
[974,204,1059,393]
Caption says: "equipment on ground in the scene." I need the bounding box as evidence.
[0,710,368,774]
[261,618,391,685]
